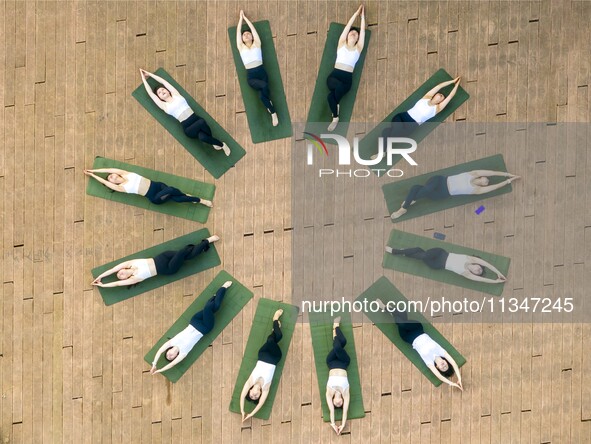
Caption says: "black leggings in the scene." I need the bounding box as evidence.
[153,239,211,276]
[189,286,227,334]
[145,181,201,205]
[402,175,450,209]
[246,65,275,114]
[382,111,419,139]
[390,247,449,270]
[181,113,223,147]
[326,327,350,370]
[257,320,283,365]
[392,310,425,344]
[326,68,353,118]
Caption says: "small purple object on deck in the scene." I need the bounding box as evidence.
[433,232,446,240]
[475,205,485,215]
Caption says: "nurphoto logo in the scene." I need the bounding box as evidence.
[303,132,418,178]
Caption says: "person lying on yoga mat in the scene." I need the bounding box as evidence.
[236,10,279,127]
[84,168,213,207]
[378,303,463,390]
[326,316,351,435]
[91,235,219,288]
[139,69,231,156]
[382,77,462,139]
[240,309,284,421]
[390,170,520,219]
[149,280,233,374]
[384,246,507,284]
[326,4,366,131]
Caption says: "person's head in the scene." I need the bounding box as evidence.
[473,176,490,187]
[431,92,445,105]
[467,263,484,276]
[242,30,253,45]
[153,84,171,101]
[107,173,125,185]
[116,268,134,280]
[347,27,360,45]
[332,392,344,408]
[247,384,261,403]
[165,346,179,362]
[435,357,455,378]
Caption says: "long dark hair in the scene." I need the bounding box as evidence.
[439,357,455,378]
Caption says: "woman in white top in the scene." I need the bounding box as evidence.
[390,170,520,219]
[389,307,463,390]
[84,167,213,207]
[325,316,351,435]
[139,69,231,156]
[382,77,462,138]
[91,235,219,288]
[326,5,367,131]
[240,309,284,421]
[236,11,279,127]
[384,245,507,284]
[150,281,232,374]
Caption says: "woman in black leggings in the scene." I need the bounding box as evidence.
[139,69,231,156]
[326,5,366,131]
[384,306,463,390]
[384,246,507,284]
[236,11,279,127]
[84,167,213,207]
[91,235,219,288]
[240,309,284,421]
[390,170,519,219]
[325,316,351,435]
[150,280,233,374]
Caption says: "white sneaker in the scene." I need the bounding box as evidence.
[271,113,279,127]
[327,117,339,132]
[221,143,231,156]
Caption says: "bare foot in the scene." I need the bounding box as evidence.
[223,280,233,288]
[385,246,393,254]
[271,113,279,127]
[273,309,283,321]
[391,207,407,219]
[207,235,220,243]
[327,117,339,132]
[199,199,213,208]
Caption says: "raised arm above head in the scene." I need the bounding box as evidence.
[141,69,180,96]
[244,385,270,420]
[151,339,173,369]
[326,388,336,429]
[443,351,463,387]
[470,169,513,178]
[239,375,254,417]
[154,352,187,374]
[356,5,366,51]
[427,363,461,390]
[88,167,128,174]
[436,79,461,112]
[93,260,132,281]
[83,170,125,193]
[236,12,245,50]
[338,5,362,45]
[242,13,261,46]
[423,78,457,99]
[339,389,350,434]
[470,256,505,278]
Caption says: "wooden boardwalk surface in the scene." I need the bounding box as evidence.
[1,1,590,443]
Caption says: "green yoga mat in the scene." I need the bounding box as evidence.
[383,154,512,223]
[86,156,215,223]
[227,20,292,143]
[384,229,510,296]
[309,310,365,422]
[304,22,372,139]
[229,299,299,420]
[355,277,466,386]
[144,270,253,383]
[132,68,246,179]
[92,228,221,305]
[358,68,469,173]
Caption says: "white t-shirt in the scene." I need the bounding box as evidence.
[170,325,204,356]
[412,333,447,366]
[444,253,469,275]
[121,172,142,194]
[447,172,477,196]
[164,95,191,120]
[407,98,437,124]
[250,360,276,387]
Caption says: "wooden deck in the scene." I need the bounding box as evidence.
[1,1,590,443]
